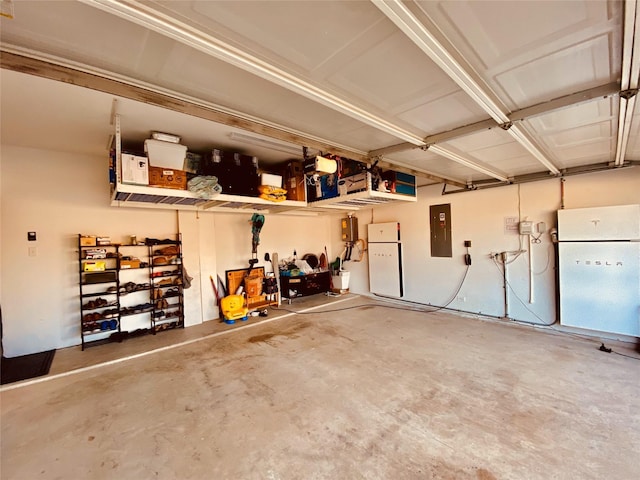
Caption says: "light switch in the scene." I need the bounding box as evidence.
[28,247,37,257]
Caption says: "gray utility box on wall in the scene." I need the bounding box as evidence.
[430,204,452,258]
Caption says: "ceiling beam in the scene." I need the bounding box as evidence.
[442,162,636,195]
[370,82,619,157]
[372,0,560,175]
[614,0,639,166]
[0,50,371,162]
[369,118,496,157]
[509,82,619,121]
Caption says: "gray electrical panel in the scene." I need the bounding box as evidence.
[430,204,452,257]
[341,216,358,242]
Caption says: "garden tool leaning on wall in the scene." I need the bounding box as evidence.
[235,213,265,295]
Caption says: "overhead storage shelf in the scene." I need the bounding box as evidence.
[305,189,417,210]
[110,182,415,213]
[109,115,416,214]
[110,183,307,213]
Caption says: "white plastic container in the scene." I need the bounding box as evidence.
[144,139,187,170]
[332,270,350,290]
[261,173,283,188]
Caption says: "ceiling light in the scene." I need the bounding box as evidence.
[429,145,510,182]
[81,0,426,146]
[229,132,302,156]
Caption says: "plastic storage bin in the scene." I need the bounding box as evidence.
[144,139,188,170]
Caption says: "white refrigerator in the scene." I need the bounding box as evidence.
[368,222,404,297]
[557,204,640,336]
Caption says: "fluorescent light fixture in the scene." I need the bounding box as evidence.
[373,0,561,175]
[229,132,302,156]
[81,0,426,146]
[614,0,639,166]
[429,145,510,182]
[507,126,560,175]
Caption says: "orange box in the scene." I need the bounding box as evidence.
[148,167,187,190]
[120,260,141,269]
[80,236,97,246]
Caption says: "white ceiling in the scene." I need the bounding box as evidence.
[1,0,638,189]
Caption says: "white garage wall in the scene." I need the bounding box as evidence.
[339,167,640,326]
[1,146,180,356]
[2,143,637,356]
[0,145,334,356]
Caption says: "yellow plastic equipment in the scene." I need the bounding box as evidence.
[220,294,249,324]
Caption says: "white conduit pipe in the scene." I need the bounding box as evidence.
[528,237,534,304]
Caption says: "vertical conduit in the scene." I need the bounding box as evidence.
[528,237,534,304]
[502,252,510,318]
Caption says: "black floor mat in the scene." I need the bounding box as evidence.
[1,350,56,385]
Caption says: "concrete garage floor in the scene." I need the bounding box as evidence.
[1,295,639,479]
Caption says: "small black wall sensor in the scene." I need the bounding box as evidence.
[28,232,37,241]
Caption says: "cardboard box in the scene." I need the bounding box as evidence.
[144,139,188,170]
[121,153,149,185]
[84,261,106,272]
[120,259,141,269]
[307,173,339,201]
[80,236,96,247]
[338,172,369,195]
[281,161,306,201]
[148,167,187,190]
